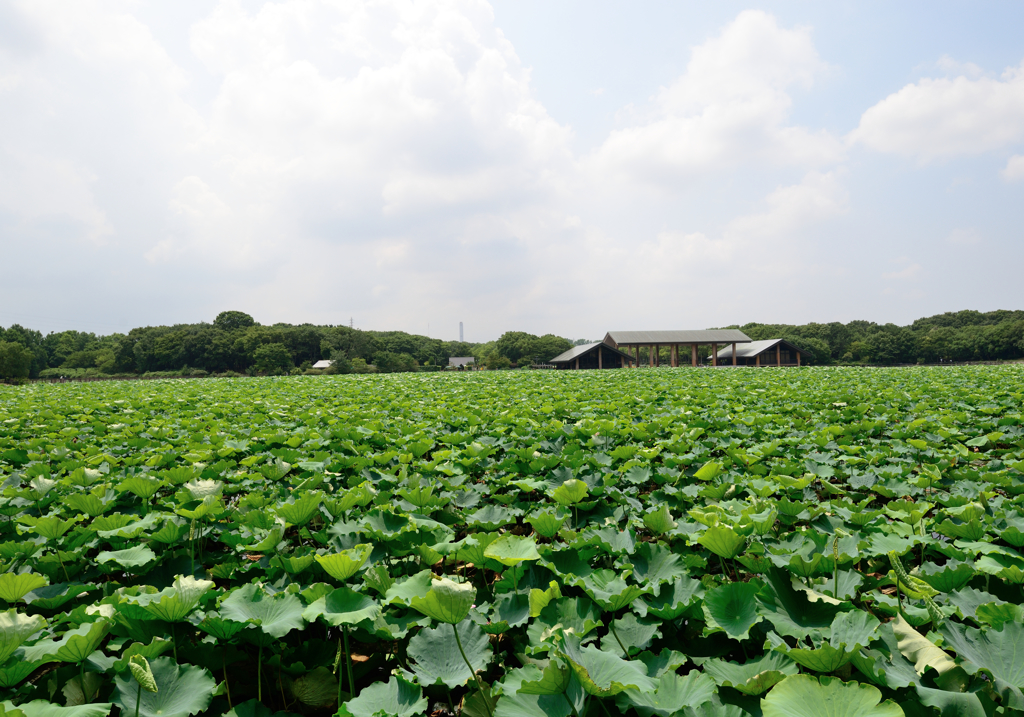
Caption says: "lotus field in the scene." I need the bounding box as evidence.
[2,366,1024,717]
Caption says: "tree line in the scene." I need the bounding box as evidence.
[0,311,576,380]
[1,309,1022,381]
[721,309,1024,365]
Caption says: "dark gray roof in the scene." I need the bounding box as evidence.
[604,329,751,346]
[714,338,799,359]
[549,342,633,364]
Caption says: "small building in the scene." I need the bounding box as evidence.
[449,357,476,369]
[604,329,752,367]
[714,339,803,367]
[549,342,635,370]
[312,360,333,369]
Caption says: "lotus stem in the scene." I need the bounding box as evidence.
[223,645,232,709]
[58,550,70,582]
[135,681,141,717]
[452,623,493,717]
[609,622,629,659]
[258,644,263,703]
[562,693,581,717]
[81,664,89,704]
[344,626,356,700]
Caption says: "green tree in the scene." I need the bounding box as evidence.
[213,311,257,332]
[253,343,293,375]
[495,331,539,365]
[0,341,33,380]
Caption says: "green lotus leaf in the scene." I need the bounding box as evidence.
[641,577,705,620]
[1,701,112,717]
[113,637,175,673]
[529,509,567,538]
[409,576,476,624]
[111,656,215,717]
[275,490,323,526]
[302,586,380,626]
[0,660,45,689]
[761,675,903,717]
[551,479,588,506]
[408,619,491,689]
[193,613,250,641]
[315,543,373,581]
[17,515,80,541]
[850,622,923,690]
[756,567,842,639]
[289,666,337,708]
[21,619,111,664]
[0,573,48,603]
[705,652,797,697]
[484,534,541,567]
[22,583,96,610]
[337,675,427,717]
[615,670,717,717]
[699,525,747,559]
[631,543,687,592]
[559,634,656,697]
[579,570,649,612]
[128,575,214,623]
[703,582,763,641]
[220,583,305,639]
[643,505,677,535]
[96,546,157,570]
[493,692,572,717]
[939,619,1024,708]
[0,610,46,664]
[602,613,661,657]
[514,660,572,695]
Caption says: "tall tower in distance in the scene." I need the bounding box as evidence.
[459,322,464,343]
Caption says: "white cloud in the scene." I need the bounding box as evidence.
[883,263,923,280]
[589,10,842,185]
[1002,154,1024,181]
[852,60,1024,160]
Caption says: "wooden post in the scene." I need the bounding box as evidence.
[620,355,625,368]
[712,343,718,367]
[691,344,697,367]
[756,354,760,367]
[635,346,640,366]
[797,351,801,366]
[575,357,579,370]
[598,347,603,369]
[776,344,781,367]
[732,343,737,366]
[654,344,660,367]
[672,344,678,367]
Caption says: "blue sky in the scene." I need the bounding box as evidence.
[1,1,1022,341]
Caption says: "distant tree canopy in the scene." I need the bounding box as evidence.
[495,331,572,365]
[1,309,1021,379]
[0,342,33,380]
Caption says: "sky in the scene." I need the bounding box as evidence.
[1,1,1022,342]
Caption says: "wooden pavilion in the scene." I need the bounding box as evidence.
[549,342,635,370]
[603,329,752,367]
[713,339,803,367]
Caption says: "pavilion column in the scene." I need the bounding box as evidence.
[712,343,718,367]
[654,344,660,367]
[649,345,653,367]
[598,347,603,369]
[732,343,737,366]
[635,346,640,366]
[756,354,761,367]
[575,357,579,370]
[671,344,678,367]
[776,345,781,367]
[691,344,697,367]
[797,351,801,366]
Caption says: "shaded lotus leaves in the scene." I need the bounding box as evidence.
[850,622,924,690]
[578,570,649,612]
[615,671,717,717]
[550,480,588,506]
[755,567,843,639]
[338,675,426,717]
[602,613,661,657]
[21,619,110,664]
[302,587,380,627]
[703,651,799,695]
[274,490,323,526]
[95,546,157,571]
[640,577,705,620]
[760,675,904,717]
[702,582,763,641]
[219,583,305,640]
[288,666,337,708]
[408,619,491,689]
[630,543,687,593]
[643,505,677,535]
[0,701,112,717]
[559,634,656,697]
[529,509,568,538]
[111,657,215,717]
[939,619,1024,709]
